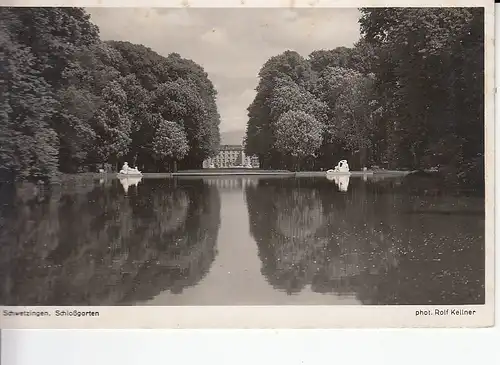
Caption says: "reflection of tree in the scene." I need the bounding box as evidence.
[0,178,220,305]
[245,177,484,304]
[354,187,485,305]
[275,190,325,239]
[246,179,340,295]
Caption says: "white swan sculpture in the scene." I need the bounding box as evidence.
[118,162,143,176]
[326,160,351,175]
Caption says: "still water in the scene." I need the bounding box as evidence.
[0,175,485,306]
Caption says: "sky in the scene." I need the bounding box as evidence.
[86,8,362,137]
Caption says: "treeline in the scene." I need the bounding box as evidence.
[1,7,220,182]
[244,8,484,189]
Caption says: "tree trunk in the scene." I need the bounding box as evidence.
[360,147,367,169]
[294,156,300,172]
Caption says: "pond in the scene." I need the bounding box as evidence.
[0,175,485,306]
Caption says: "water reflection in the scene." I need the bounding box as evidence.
[245,177,485,304]
[0,178,220,305]
[0,175,485,306]
[326,175,350,192]
[118,176,142,194]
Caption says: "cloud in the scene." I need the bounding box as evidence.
[86,7,361,133]
[200,28,229,46]
[156,8,196,27]
[218,88,257,131]
[282,9,299,21]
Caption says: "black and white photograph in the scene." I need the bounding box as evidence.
[0,1,494,328]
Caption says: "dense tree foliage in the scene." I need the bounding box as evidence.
[274,110,323,169]
[359,7,484,189]
[0,7,220,181]
[244,47,379,171]
[245,8,484,190]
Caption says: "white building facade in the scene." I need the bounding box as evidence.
[203,145,259,168]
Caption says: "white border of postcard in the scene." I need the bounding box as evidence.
[0,0,495,329]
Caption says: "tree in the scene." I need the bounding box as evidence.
[326,71,378,167]
[89,91,132,168]
[58,43,134,171]
[1,8,222,178]
[152,119,189,170]
[0,15,59,181]
[152,79,209,167]
[6,7,100,88]
[359,7,484,187]
[268,77,328,124]
[245,51,314,168]
[309,47,354,72]
[164,53,221,162]
[1,7,101,178]
[107,41,221,169]
[245,46,381,171]
[274,110,323,170]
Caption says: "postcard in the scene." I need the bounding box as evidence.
[0,0,494,328]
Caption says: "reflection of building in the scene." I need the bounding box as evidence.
[203,145,259,168]
[203,177,259,190]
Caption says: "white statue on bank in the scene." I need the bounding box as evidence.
[334,160,350,172]
[119,162,142,176]
[326,160,350,175]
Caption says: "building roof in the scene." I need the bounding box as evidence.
[218,144,243,150]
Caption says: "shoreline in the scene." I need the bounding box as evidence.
[103,170,413,178]
[2,170,413,185]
